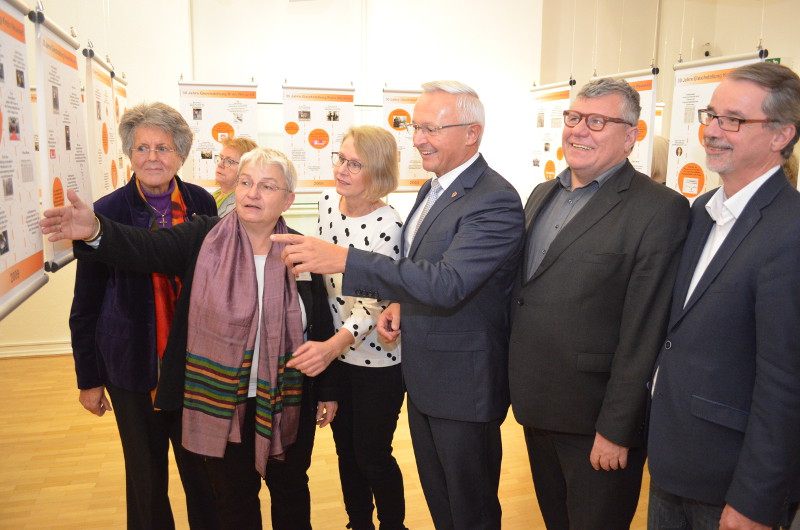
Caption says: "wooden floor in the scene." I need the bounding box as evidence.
[0,355,650,529]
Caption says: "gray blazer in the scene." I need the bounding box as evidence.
[509,160,689,447]
[342,155,525,422]
[648,169,800,526]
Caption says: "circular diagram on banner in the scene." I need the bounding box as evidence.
[111,159,118,188]
[52,177,65,207]
[285,122,299,135]
[556,146,564,161]
[544,160,556,180]
[698,123,706,146]
[678,162,705,198]
[637,120,647,142]
[211,122,235,142]
[308,129,330,149]
[102,122,109,154]
[388,109,410,130]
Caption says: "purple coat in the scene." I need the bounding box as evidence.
[69,175,216,394]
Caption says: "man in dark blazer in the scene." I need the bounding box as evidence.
[508,78,689,529]
[648,62,800,530]
[275,81,525,529]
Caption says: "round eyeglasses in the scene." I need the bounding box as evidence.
[332,152,363,174]
[562,110,632,131]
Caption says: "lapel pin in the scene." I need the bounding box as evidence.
[450,192,457,198]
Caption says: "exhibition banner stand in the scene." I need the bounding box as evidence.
[83,49,118,199]
[178,81,258,186]
[382,88,430,191]
[530,82,572,190]
[112,74,130,186]
[282,85,354,192]
[31,8,92,271]
[0,0,47,321]
[666,52,762,200]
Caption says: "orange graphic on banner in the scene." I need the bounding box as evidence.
[298,179,336,188]
[535,90,570,102]
[388,109,411,131]
[0,251,44,297]
[211,122,235,142]
[102,122,109,154]
[285,122,299,135]
[678,163,705,198]
[180,89,256,99]
[544,160,556,180]
[698,124,706,146]
[628,80,653,92]
[637,120,647,142]
[52,178,65,207]
[556,147,564,161]
[93,66,112,88]
[43,36,78,70]
[111,159,118,188]
[285,93,354,103]
[0,8,25,43]
[676,67,736,86]
[308,129,330,149]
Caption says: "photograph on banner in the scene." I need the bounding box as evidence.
[0,0,48,320]
[666,57,760,200]
[382,89,431,191]
[529,84,571,194]
[34,22,93,268]
[112,77,131,186]
[178,82,258,186]
[283,86,354,192]
[85,56,119,200]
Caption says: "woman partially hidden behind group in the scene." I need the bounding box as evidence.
[69,102,219,529]
[57,145,338,529]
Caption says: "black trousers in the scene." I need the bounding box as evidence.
[523,427,646,530]
[106,382,219,530]
[330,362,406,530]
[200,378,318,530]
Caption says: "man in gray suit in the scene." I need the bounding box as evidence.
[509,78,689,529]
[275,81,524,529]
[648,62,800,530]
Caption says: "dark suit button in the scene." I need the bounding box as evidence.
[517,298,524,306]
[664,340,672,350]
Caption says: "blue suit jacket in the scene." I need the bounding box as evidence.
[648,169,800,526]
[342,155,525,422]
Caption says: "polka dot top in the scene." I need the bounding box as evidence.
[317,190,403,367]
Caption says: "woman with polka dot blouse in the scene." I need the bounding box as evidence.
[289,126,406,530]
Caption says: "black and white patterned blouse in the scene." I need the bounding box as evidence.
[317,190,403,367]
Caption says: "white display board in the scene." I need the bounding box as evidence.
[666,55,761,200]
[84,53,119,199]
[0,0,47,321]
[282,85,354,192]
[33,16,92,271]
[112,75,130,187]
[382,88,431,191]
[530,83,572,189]
[179,81,258,186]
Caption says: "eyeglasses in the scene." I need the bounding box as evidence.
[332,152,363,174]
[237,178,290,194]
[133,145,176,158]
[214,155,239,168]
[405,123,474,137]
[562,110,632,131]
[697,109,776,132]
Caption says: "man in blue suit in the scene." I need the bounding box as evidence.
[275,80,525,529]
[648,62,800,530]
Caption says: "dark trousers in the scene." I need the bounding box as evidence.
[106,382,219,530]
[330,362,406,530]
[407,397,503,530]
[523,427,646,530]
[201,378,318,530]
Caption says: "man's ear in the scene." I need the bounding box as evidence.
[465,123,482,147]
[771,124,796,155]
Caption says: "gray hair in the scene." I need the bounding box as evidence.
[119,102,193,162]
[577,78,641,127]
[238,148,297,192]
[728,62,800,159]
[421,80,486,130]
